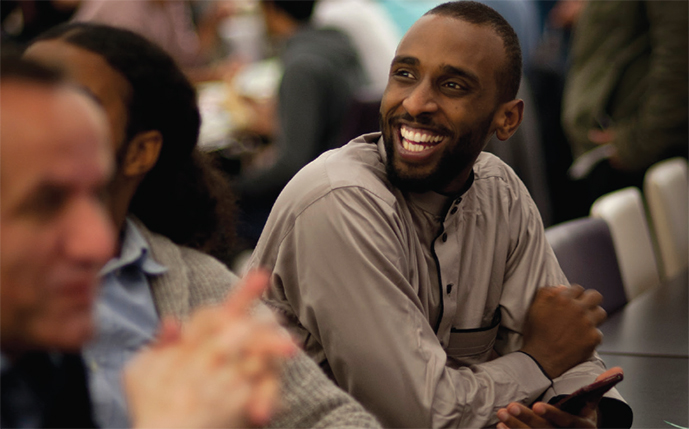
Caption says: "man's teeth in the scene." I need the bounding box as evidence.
[403,141,427,152]
[400,126,443,152]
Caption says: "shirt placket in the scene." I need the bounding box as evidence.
[434,197,462,348]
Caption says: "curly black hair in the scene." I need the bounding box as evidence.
[31,23,236,261]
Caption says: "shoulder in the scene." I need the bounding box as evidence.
[472,152,533,200]
[252,134,405,262]
[134,218,239,312]
[276,133,398,218]
[467,152,543,224]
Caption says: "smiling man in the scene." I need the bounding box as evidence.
[249,2,631,428]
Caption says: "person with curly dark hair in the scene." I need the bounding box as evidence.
[24,23,379,429]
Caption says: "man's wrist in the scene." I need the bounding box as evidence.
[517,350,553,381]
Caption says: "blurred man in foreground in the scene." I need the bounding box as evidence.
[0,55,295,428]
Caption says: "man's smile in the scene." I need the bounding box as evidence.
[396,124,447,161]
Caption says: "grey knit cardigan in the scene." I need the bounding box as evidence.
[136,219,380,429]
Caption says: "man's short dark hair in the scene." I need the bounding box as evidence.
[30,23,235,260]
[265,0,317,23]
[426,1,522,102]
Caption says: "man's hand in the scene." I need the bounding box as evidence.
[124,270,297,428]
[496,367,624,429]
[588,128,626,169]
[520,285,606,379]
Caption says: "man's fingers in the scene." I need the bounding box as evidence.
[590,306,608,326]
[153,317,182,348]
[580,288,604,308]
[247,376,281,426]
[533,402,596,428]
[497,403,552,429]
[561,283,585,298]
[596,366,623,382]
[223,270,271,316]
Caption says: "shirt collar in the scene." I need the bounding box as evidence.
[100,218,167,277]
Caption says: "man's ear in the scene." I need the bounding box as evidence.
[494,99,524,141]
[122,130,163,178]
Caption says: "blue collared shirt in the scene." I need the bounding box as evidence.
[83,218,167,428]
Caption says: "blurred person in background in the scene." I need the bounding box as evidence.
[562,0,688,210]
[0,53,295,429]
[23,23,381,429]
[71,0,238,82]
[313,0,400,96]
[233,0,365,248]
[1,0,80,43]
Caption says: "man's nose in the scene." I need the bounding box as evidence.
[402,80,439,117]
[63,197,116,269]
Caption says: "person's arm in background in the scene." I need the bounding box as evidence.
[256,186,608,428]
[588,1,688,171]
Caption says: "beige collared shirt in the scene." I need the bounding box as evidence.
[251,133,619,428]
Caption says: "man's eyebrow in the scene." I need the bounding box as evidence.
[390,55,419,67]
[441,64,480,87]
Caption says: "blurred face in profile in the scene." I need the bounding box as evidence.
[0,80,115,354]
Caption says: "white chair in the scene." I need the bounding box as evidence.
[644,157,689,280]
[590,187,661,300]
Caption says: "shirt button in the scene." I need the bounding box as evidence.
[446,284,453,294]
[442,233,448,242]
[450,207,458,215]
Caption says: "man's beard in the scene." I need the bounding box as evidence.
[382,114,493,194]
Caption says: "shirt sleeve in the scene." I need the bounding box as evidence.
[262,186,553,428]
[492,180,631,427]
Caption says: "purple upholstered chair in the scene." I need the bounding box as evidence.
[546,217,628,314]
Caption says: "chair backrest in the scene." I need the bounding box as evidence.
[590,187,661,300]
[546,217,627,314]
[643,157,688,280]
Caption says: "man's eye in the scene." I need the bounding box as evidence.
[392,69,414,79]
[444,81,466,91]
[96,185,109,204]
[19,187,68,220]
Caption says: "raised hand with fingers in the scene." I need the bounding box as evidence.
[123,270,296,429]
